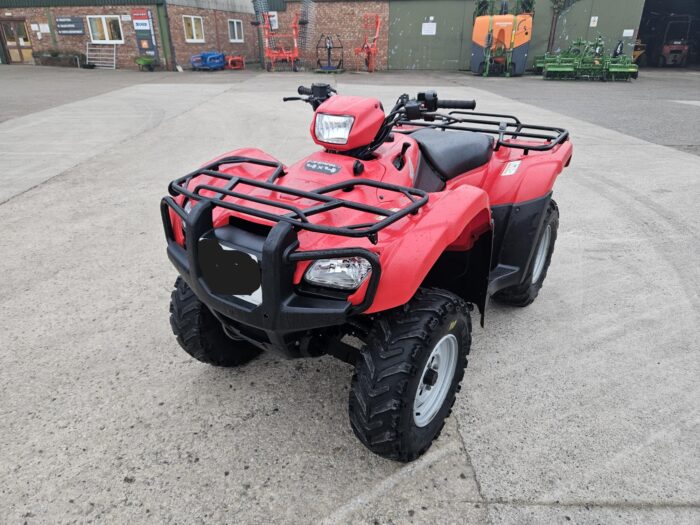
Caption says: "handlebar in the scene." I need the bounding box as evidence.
[285,84,336,109]
[284,86,479,158]
[437,99,477,110]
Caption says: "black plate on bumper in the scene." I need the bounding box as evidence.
[198,237,261,296]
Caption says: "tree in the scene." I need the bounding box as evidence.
[547,0,568,52]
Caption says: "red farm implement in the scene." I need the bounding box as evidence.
[258,12,306,72]
[354,14,381,72]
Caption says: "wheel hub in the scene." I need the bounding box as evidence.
[413,333,459,428]
[422,368,438,387]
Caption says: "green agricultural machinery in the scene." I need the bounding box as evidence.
[534,36,639,81]
[534,38,588,77]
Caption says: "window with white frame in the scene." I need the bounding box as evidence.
[87,15,123,44]
[183,15,204,43]
[228,19,244,43]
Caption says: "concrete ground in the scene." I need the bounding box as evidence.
[0,66,698,524]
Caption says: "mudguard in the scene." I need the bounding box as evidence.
[486,142,573,293]
[484,141,573,206]
[365,184,491,313]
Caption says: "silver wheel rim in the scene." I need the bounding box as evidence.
[413,334,459,428]
[531,224,551,284]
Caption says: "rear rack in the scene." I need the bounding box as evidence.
[397,111,569,154]
[164,156,428,244]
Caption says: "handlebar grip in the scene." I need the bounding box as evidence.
[437,99,477,110]
[297,86,313,96]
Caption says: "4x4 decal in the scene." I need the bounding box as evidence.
[305,160,341,175]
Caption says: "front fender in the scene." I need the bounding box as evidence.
[366,185,491,313]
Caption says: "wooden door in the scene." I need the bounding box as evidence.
[1,20,33,64]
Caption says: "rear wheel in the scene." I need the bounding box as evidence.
[169,277,260,366]
[348,288,471,462]
[493,199,559,307]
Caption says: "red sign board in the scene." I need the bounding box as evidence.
[131,9,149,21]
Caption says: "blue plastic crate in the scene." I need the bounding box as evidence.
[190,51,225,71]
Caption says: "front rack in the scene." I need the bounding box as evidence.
[397,110,569,154]
[164,156,429,244]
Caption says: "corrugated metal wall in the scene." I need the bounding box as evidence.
[387,0,646,70]
[551,0,646,56]
[388,0,476,70]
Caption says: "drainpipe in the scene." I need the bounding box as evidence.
[214,9,220,51]
[252,2,264,69]
[45,7,57,48]
[157,2,176,69]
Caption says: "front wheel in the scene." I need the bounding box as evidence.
[169,277,260,366]
[348,288,471,462]
[493,199,559,307]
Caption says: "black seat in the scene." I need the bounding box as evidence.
[411,128,493,180]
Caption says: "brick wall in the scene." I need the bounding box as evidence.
[3,1,391,71]
[267,1,389,71]
[1,6,165,70]
[166,5,259,68]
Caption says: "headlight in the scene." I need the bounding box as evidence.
[315,114,354,145]
[304,257,372,290]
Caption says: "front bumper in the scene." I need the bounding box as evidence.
[161,198,380,354]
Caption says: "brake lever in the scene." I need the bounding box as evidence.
[283,97,303,102]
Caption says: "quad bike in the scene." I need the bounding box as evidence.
[161,84,573,462]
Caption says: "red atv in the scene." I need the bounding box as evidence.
[161,84,572,461]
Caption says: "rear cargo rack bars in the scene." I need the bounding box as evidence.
[397,110,569,155]
[164,156,428,244]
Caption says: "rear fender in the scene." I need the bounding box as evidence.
[487,141,573,205]
[366,185,491,313]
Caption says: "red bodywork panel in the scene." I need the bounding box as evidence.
[447,139,573,205]
[169,120,572,314]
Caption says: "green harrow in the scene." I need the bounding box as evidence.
[534,36,639,81]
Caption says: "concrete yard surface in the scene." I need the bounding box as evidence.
[0,67,698,524]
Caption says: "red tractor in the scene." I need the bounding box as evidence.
[161,84,573,461]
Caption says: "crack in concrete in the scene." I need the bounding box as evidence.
[455,416,487,505]
[320,441,462,524]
